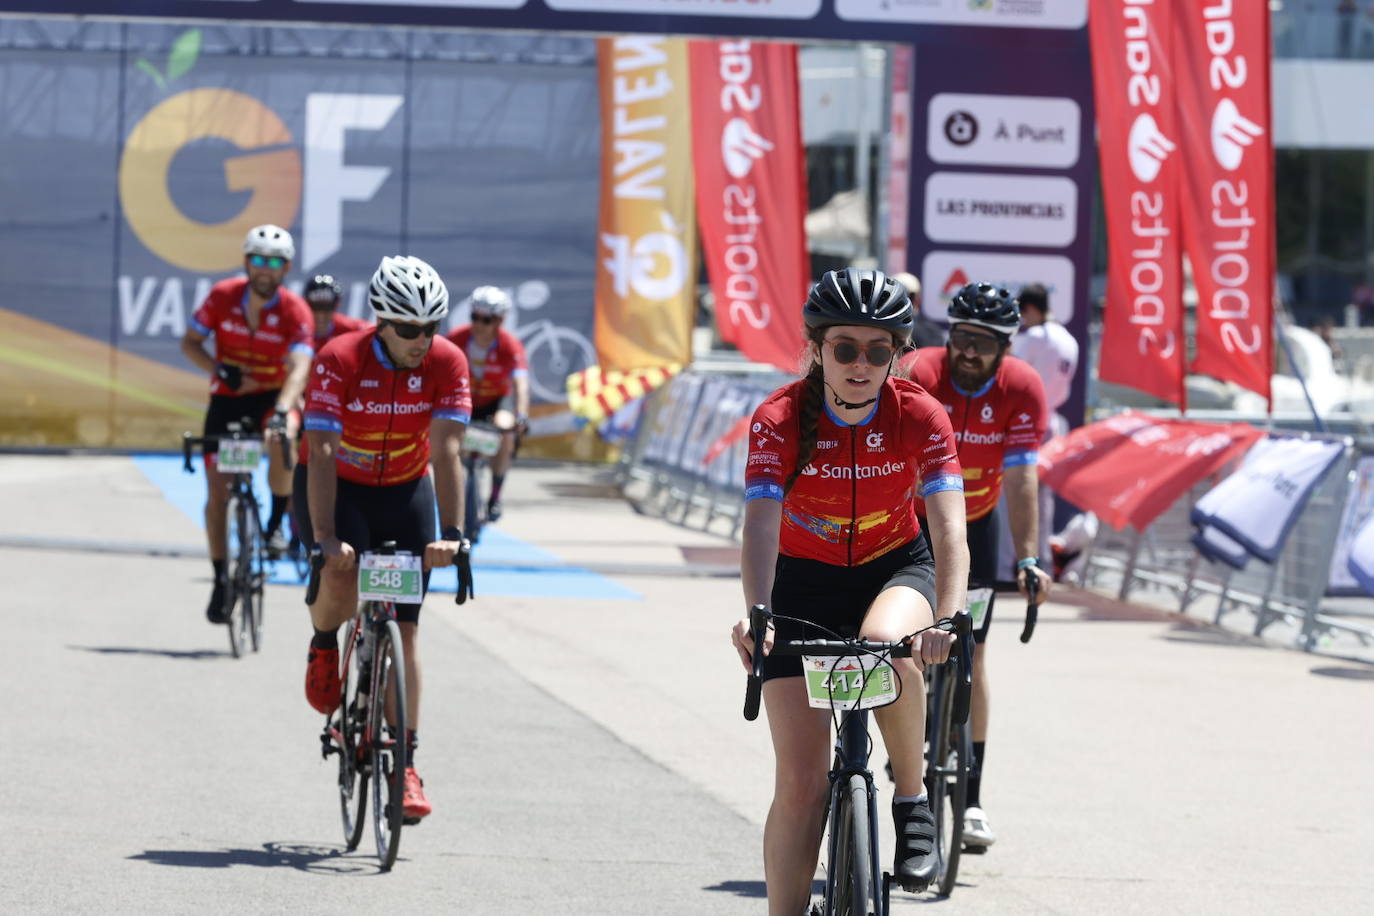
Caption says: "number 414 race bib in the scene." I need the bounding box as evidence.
[803,654,898,710]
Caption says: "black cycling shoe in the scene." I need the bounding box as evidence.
[206,577,230,624]
[486,499,502,523]
[892,798,938,893]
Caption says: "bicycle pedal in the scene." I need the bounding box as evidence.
[962,844,988,855]
[401,815,422,826]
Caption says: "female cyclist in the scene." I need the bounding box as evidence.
[730,268,970,914]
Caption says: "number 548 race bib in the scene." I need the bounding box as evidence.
[358,552,423,603]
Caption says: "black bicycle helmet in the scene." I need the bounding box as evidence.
[803,268,914,338]
[304,274,343,307]
[947,282,1020,338]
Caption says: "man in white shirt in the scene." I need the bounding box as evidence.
[998,283,1081,583]
[1012,283,1078,415]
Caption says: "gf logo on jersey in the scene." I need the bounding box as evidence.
[1018,412,1030,423]
[408,375,422,392]
[865,431,884,450]
[980,404,995,423]
[928,432,943,441]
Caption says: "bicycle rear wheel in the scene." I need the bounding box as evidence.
[828,774,874,916]
[224,492,249,658]
[369,619,408,870]
[926,666,970,897]
[336,618,368,851]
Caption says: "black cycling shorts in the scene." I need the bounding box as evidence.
[762,538,937,682]
[203,391,281,454]
[292,463,436,623]
[471,401,500,424]
[919,507,1001,644]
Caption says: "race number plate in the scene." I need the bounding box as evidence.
[358,552,423,603]
[802,654,898,710]
[217,438,263,474]
[967,587,993,631]
[464,425,502,457]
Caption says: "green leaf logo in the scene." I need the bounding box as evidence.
[135,28,202,90]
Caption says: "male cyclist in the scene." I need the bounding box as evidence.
[897,282,1052,852]
[303,274,370,346]
[445,286,530,521]
[180,224,313,622]
[298,254,473,822]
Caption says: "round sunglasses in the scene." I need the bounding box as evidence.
[825,339,895,366]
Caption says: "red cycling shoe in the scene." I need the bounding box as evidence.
[305,646,340,714]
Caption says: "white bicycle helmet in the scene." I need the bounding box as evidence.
[368,255,450,322]
[470,285,513,319]
[243,224,295,261]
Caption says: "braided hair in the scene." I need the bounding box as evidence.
[783,331,827,495]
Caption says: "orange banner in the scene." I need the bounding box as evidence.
[594,36,696,374]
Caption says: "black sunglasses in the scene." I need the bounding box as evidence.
[472,314,500,324]
[948,329,1003,357]
[826,339,894,367]
[248,254,286,270]
[385,320,439,340]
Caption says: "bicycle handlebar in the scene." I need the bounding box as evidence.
[742,607,975,723]
[1020,568,1040,644]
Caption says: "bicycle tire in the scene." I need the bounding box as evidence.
[243,500,264,653]
[927,666,970,897]
[336,618,368,851]
[829,774,873,916]
[369,618,408,870]
[463,456,484,545]
[224,492,248,658]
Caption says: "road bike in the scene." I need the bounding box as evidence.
[743,605,973,914]
[461,420,504,545]
[182,422,287,658]
[309,539,474,870]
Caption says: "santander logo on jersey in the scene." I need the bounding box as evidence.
[816,460,907,480]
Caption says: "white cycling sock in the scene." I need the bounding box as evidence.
[893,794,928,806]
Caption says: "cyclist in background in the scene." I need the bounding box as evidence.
[303,274,370,346]
[180,224,314,621]
[729,269,968,914]
[897,282,1052,852]
[298,255,472,822]
[445,286,530,521]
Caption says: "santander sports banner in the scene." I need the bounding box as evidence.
[689,40,807,374]
[594,37,697,374]
[1088,0,1187,407]
[1174,3,1274,404]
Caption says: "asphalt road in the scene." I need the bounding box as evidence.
[2,455,1372,914]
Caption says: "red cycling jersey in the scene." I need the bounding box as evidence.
[446,326,528,409]
[302,330,472,486]
[314,312,370,346]
[899,347,1049,522]
[746,377,964,567]
[191,278,314,395]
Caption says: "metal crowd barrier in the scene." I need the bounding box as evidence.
[1078,432,1374,659]
[619,368,785,539]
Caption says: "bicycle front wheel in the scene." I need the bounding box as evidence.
[828,774,873,916]
[369,619,408,870]
[927,666,970,897]
[336,618,368,851]
[242,500,264,653]
[463,456,485,545]
[224,492,249,658]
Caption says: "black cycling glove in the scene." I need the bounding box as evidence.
[215,362,243,391]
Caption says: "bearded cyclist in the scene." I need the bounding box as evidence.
[729,269,969,914]
[303,274,370,346]
[897,282,1052,852]
[445,286,530,522]
[180,224,314,621]
[298,255,473,822]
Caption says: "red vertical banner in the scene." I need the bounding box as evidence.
[1175,4,1273,405]
[884,43,914,275]
[688,40,807,373]
[1088,1,1187,407]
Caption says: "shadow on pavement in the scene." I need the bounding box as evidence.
[1309,664,1374,680]
[703,879,823,899]
[1157,626,1262,650]
[128,841,381,875]
[68,645,228,661]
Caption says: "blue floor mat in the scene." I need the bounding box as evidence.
[133,454,639,601]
